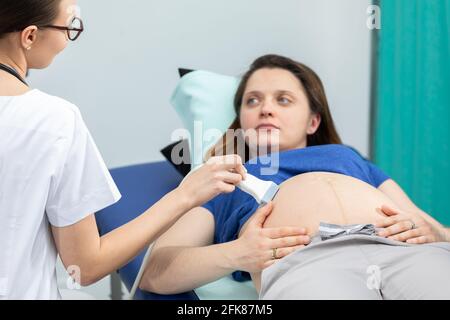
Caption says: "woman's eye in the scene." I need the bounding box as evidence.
[246,98,259,106]
[278,97,291,105]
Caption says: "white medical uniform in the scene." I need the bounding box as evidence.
[0,89,121,299]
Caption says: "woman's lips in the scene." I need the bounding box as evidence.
[256,124,280,130]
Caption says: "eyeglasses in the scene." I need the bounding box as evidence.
[39,17,84,41]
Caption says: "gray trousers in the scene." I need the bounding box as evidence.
[260,233,450,300]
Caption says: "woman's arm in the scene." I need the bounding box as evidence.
[52,189,192,286]
[377,179,450,242]
[139,206,233,294]
[140,203,309,294]
[52,155,247,286]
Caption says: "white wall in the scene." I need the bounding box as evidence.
[29,0,373,169]
[28,0,373,299]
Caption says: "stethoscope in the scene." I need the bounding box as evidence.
[0,63,28,86]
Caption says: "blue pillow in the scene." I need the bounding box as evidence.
[170,70,240,169]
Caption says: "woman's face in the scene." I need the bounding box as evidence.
[27,0,78,69]
[239,68,321,153]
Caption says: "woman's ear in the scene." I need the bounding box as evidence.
[306,113,321,135]
[20,26,38,51]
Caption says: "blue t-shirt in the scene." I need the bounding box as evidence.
[202,144,390,281]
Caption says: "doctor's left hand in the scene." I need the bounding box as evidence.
[375,205,448,244]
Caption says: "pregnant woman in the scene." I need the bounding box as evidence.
[140,54,450,299]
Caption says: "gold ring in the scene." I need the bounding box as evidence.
[272,248,277,260]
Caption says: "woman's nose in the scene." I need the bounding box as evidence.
[260,101,275,117]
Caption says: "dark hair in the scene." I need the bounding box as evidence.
[0,0,61,39]
[207,54,342,162]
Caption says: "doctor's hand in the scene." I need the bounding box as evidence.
[375,205,448,244]
[177,154,247,208]
[229,202,310,273]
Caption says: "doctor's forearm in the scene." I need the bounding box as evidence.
[85,188,193,285]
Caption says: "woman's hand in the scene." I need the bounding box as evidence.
[375,205,448,244]
[229,202,310,273]
[177,154,247,208]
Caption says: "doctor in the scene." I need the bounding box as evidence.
[0,0,271,299]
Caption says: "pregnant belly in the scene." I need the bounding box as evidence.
[243,172,397,237]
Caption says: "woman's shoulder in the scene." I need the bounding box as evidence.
[15,89,85,137]
[27,89,81,117]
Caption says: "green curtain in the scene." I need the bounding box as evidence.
[374,0,450,225]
